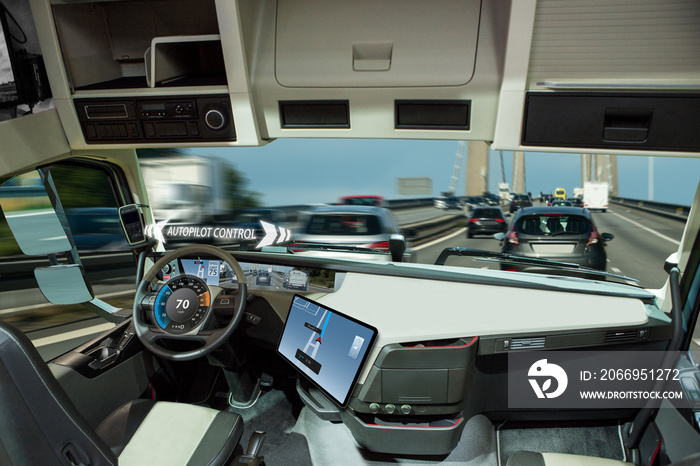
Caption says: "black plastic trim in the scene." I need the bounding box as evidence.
[279,100,350,128]
[395,100,470,130]
[522,92,700,151]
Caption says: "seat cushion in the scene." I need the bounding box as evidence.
[507,451,632,466]
[96,400,243,466]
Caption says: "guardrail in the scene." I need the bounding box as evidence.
[610,197,690,222]
[403,214,463,245]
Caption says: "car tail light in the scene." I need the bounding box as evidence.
[364,241,390,251]
[587,227,600,246]
[505,268,518,272]
[495,218,505,223]
[289,242,305,252]
[469,218,479,223]
[506,229,519,245]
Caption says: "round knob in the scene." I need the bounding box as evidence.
[369,403,380,414]
[384,404,395,414]
[400,404,411,415]
[204,109,225,130]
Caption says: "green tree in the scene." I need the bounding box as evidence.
[223,166,262,210]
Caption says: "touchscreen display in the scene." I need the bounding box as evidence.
[277,295,377,407]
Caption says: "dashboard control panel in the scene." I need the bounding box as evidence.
[74,95,236,144]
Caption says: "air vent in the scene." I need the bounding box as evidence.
[279,100,350,128]
[510,337,546,350]
[605,330,638,343]
[395,100,470,130]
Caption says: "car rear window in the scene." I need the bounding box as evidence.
[515,215,591,236]
[472,208,502,218]
[305,214,382,235]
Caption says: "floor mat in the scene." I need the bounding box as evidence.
[292,408,498,465]
[227,388,310,462]
[498,425,624,464]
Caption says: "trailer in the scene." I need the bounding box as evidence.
[140,156,229,223]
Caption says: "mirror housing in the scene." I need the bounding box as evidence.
[389,234,406,262]
[601,232,614,242]
[493,232,506,241]
[664,252,679,274]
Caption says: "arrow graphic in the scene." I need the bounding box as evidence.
[256,221,292,249]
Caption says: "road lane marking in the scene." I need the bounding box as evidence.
[610,212,681,246]
[414,227,467,250]
[30,322,116,347]
[0,289,135,316]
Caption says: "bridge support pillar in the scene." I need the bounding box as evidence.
[466,142,489,196]
[512,151,525,193]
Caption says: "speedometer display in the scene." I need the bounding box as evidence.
[154,275,211,334]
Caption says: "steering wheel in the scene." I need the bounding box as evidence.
[133,245,247,361]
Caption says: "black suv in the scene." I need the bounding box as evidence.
[509,193,532,213]
[467,207,507,238]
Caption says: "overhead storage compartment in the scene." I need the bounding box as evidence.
[275,0,481,88]
[522,92,700,152]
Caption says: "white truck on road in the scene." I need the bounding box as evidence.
[284,269,309,291]
[497,182,511,206]
[583,181,609,212]
[140,156,229,223]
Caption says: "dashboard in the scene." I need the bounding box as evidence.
[152,255,340,293]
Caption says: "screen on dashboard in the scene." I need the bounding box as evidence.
[277,295,377,407]
[179,258,221,286]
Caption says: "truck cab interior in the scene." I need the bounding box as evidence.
[1,1,699,465]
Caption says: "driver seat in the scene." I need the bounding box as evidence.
[0,320,243,465]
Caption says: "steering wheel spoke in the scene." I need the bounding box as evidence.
[133,245,248,361]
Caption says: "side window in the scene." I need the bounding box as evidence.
[50,164,130,253]
[1,163,136,359]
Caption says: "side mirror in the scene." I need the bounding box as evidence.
[389,234,406,262]
[34,265,94,305]
[493,232,506,241]
[664,252,679,274]
[0,171,73,255]
[601,232,614,242]
[401,227,418,239]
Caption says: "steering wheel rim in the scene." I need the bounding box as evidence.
[133,244,248,361]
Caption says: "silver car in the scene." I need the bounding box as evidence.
[291,205,410,261]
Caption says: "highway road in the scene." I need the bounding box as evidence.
[412,204,686,289]
[0,203,693,360]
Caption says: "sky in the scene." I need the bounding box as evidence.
[189,139,700,208]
